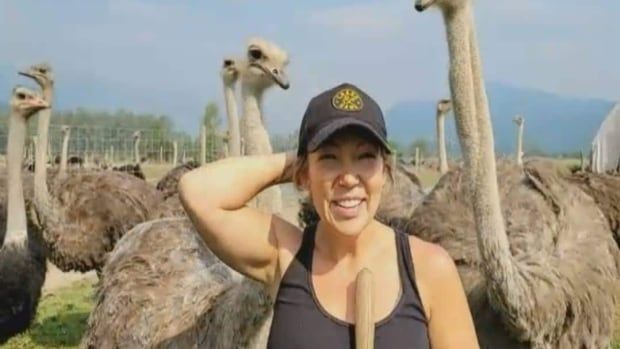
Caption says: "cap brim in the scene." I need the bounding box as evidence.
[306,117,392,154]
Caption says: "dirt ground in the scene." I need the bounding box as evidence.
[42,263,97,294]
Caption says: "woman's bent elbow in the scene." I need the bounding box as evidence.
[178,172,204,212]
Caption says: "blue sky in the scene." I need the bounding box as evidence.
[1,0,618,135]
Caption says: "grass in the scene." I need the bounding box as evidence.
[3,280,96,349]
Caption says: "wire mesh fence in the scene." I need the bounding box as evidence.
[0,122,227,166]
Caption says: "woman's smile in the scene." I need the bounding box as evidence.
[329,197,366,219]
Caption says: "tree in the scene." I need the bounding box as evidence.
[203,103,221,130]
[408,138,431,157]
[201,102,223,162]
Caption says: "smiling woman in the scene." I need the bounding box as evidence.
[179,82,479,349]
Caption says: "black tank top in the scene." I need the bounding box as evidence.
[267,224,431,348]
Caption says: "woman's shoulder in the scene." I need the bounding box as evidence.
[406,234,462,318]
[407,235,459,282]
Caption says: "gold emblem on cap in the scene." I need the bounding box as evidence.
[332,88,363,112]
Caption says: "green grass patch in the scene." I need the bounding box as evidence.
[3,280,96,349]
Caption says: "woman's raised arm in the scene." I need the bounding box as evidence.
[178,152,298,286]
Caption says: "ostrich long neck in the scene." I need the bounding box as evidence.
[240,83,266,156]
[515,121,523,165]
[5,108,29,243]
[134,136,140,164]
[224,81,241,157]
[467,9,526,321]
[436,108,448,174]
[59,129,70,177]
[34,87,53,216]
[443,6,478,184]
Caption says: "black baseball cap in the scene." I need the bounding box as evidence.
[297,82,391,156]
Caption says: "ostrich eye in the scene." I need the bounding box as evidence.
[249,48,263,60]
[39,68,47,74]
[223,59,233,67]
[17,92,26,100]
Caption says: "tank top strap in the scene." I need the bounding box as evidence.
[395,230,428,324]
[296,223,317,271]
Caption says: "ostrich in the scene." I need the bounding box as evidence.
[222,131,230,158]
[436,98,452,175]
[133,130,142,164]
[19,64,163,274]
[81,39,291,348]
[239,37,290,214]
[81,215,273,348]
[411,0,620,347]
[150,58,242,218]
[221,57,241,157]
[112,130,145,180]
[0,87,49,343]
[58,125,71,179]
[513,115,524,166]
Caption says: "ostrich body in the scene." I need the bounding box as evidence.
[20,64,163,274]
[156,160,200,200]
[566,171,620,248]
[81,217,272,348]
[436,99,452,175]
[0,87,49,343]
[239,38,289,214]
[222,58,241,157]
[112,163,145,180]
[513,115,524,166]
[412,0,619,347]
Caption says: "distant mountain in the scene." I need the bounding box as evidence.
[385,82,616,155]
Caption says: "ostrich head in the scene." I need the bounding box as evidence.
[133,130,142,141]
[18,62,54,90]
[242,37,290,90]
[513,115,524,126]
[10,86,49,118]
[221,57,241,86]
[437,98,453,114]
[414,0,466,12]
[61,125,70,134]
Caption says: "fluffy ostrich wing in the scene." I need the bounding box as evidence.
[566,172,620,249]
[82,217,273,349]
[156,161,200,200]
[45,171,163,272]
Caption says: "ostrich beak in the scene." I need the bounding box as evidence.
[31,97,50,110]
[250,62,290,89]
[414,0,434,12]
[18,70,35,79]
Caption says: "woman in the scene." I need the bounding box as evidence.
[179,83,479,348]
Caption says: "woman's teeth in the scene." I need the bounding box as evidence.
[334,199,362,208]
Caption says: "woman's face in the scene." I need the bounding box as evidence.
[304,128,386,236]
